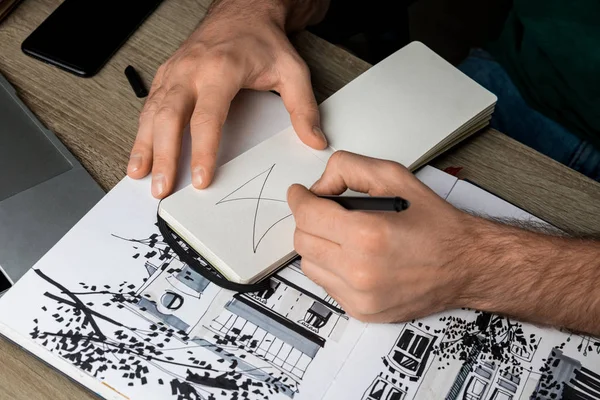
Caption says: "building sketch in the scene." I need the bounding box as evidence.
[119,247,349,398]
[204,270,350,383]
[25,226,600,400]
[532,348,600,400]
[362,324,438,400]
[363,376,407,400]
[446,354,521,400]
[130,258,219,338]
[384,324,437,382]
[445,332,542,400]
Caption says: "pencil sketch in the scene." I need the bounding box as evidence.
[215,164,292,253]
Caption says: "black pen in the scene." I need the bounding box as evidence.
[125,65,148,98]
[318,195,410,212]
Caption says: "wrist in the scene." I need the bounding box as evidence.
[451,216,545,313]
[207,0,329,33]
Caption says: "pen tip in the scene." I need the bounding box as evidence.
[395,198,410,211]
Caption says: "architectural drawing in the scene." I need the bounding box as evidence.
[215,163,291,253]
[26,225,358,399]
[19,224,600,400]
[384,324,438,382]
[446,341,525,400]
[532,348,600,400]
[361,324,438,400]
[358,312,556,400]
[363,376,407,400]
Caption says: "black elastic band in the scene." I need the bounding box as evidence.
[157,213,271,293]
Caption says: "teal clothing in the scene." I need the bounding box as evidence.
[485,0,600,150]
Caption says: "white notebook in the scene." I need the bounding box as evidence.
[158,41,497,284]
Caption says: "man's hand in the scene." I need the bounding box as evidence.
[287,151,600,337]
[128,0,329,198]
[286,151,475,323]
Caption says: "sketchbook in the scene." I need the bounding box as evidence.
[1,43,597,400]
[157,41,498,285]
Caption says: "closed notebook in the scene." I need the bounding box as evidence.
[158,41,497,285]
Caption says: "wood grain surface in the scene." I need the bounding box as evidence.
[0,0,599,399]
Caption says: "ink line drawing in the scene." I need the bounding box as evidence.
[533,348,600,400]
[216,164,292,254]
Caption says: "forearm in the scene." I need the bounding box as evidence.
[458,216,600,336]
[207,0,330,32]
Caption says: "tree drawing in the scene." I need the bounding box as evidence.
[561,331,600,357]
[431,311,540,374]
[28,226,300,400]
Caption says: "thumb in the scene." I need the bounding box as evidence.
[311,151,411,197]
[279,61,328,150]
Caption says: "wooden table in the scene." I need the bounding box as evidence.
[1,1,599,399]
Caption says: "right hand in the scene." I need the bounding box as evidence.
[127,0,328,198]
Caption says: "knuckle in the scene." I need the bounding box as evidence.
[381,160,407,178]
[285,54,310,77]
[355,222,387,253]
[174,55,201,74]
[204,48,240,72]
[157,63,168,75]
[154,106,179,124]
[139,104,158,124]
[294,204,310,228]
[152,152,174,168]
[191,111,220,129]
[292,104,319,119]
[278,52,311,82]
[192,149,219,163]
[328,150,347,168]
[347,265,378,292]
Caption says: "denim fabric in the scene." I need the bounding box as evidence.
[457,49,600,182]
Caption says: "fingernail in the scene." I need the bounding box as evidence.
[152,173,166,197]
[128,153,142,173]
[192,166,204,188]
[313,126,327,142]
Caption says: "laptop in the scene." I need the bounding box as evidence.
[0,72,104,295]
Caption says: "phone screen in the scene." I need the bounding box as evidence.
[21,0,163,77]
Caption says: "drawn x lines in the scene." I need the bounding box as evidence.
[216,164,292,253]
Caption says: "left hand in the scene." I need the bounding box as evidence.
[286,151,477,323]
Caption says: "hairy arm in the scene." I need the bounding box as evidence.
[459,216,600,336]
[287,150,600,337]
[207,0,331,32]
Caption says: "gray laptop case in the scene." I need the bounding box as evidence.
[0,72,104,291]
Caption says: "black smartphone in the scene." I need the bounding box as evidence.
[21,0,164,77]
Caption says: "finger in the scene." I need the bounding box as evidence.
[189,81,240,189]
[287,184,357,244]
[128,69,166,179]
[300,259,346,294]
[310,150,412,196]
[293,229,345,278]
[350,300,436,324]
[150,84,196,198]
[278,59,327,150]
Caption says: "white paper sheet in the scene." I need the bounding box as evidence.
[0,88,597,400]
